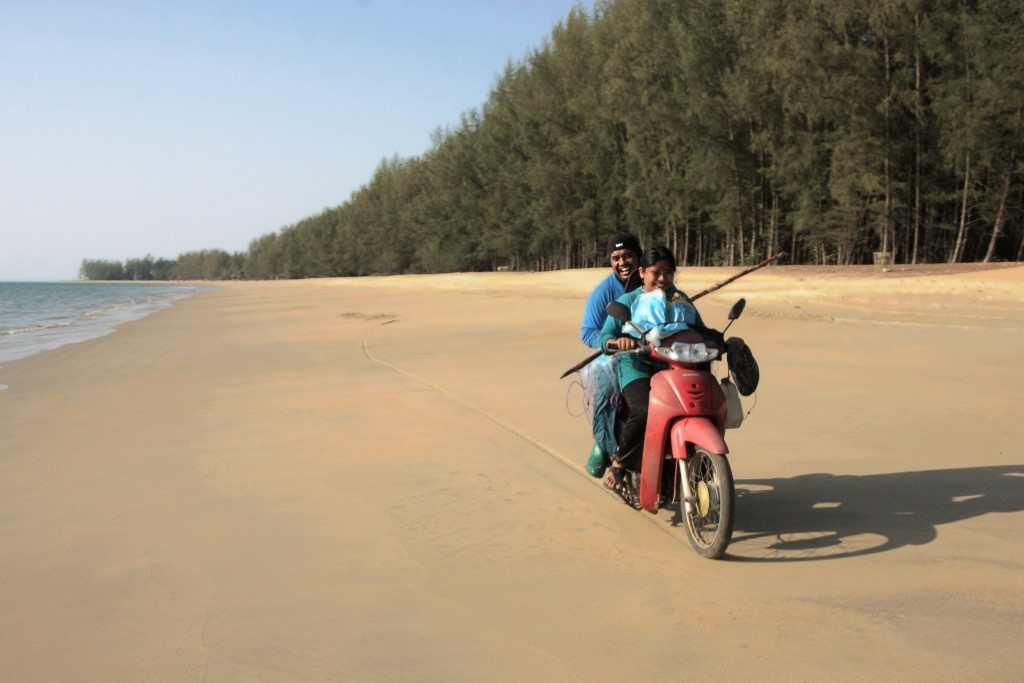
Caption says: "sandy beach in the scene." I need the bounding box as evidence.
[2,264,1022,681]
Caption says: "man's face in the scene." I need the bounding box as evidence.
[610,249,638,283]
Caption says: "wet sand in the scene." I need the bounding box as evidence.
[1,264,1022,681]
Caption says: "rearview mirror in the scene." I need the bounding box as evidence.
[728,298,746,321]
[607,301,631,323]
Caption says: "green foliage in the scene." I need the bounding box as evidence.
[80,0,1024,281]
[80,259,125,280]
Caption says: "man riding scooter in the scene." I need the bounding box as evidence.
[597,245,705,506]
[578,233,643,474]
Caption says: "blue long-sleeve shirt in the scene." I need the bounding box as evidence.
[580,273,626,348]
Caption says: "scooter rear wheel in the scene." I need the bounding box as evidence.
[682,448,735,559]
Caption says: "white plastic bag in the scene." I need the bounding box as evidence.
[721,378,744,429]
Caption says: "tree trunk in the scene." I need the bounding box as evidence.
[682,213,691,267]
[733,157,745,264]
[912,12,923,264]
[752,164,763,263]
[736,218,745,265]
[983,157,1014,262]
[882,33,893,260]
[671,218,678,262]
[950,151,972,263]
[905,215,912,261]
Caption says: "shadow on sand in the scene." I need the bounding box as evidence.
[719,464,1024,562]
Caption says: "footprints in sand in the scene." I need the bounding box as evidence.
[338,311,400,325]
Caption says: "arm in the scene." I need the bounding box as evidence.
[597,312,623,354]
[598,289,643,352]
[580,286,610,348]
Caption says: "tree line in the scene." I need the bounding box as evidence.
[82,0,1024,281]
[80,252,244,281]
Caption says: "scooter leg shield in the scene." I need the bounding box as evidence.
[671,417,729,458]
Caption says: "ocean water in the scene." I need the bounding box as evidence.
[0,282,200,364]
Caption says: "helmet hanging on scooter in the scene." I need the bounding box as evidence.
[726,337,759,396]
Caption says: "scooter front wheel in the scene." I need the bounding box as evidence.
[682,448,735,559]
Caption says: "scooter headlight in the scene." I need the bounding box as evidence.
[655,341,720,363]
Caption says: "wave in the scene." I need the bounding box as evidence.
[0,321,74,336]
[82,302,136,319]
[81,296,172,319]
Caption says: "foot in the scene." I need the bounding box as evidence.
[603,463,641,510]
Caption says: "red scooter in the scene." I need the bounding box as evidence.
[606,298,753,559]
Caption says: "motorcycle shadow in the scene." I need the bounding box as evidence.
[715,464,1024,562]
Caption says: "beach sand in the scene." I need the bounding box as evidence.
[1,264,1022,681]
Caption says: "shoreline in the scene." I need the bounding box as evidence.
[0,281,209,367]
[6,262,1021,373]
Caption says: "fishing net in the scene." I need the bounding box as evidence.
[578,354,620,476]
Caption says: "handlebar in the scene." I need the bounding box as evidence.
[607,326,726,355]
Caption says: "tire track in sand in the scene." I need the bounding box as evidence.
[360,338,689,548]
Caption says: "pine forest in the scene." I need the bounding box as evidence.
[81,0,1024,281]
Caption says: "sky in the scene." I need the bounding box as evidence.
[0,0,593,280]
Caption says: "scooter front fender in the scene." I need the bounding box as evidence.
[637,371,730,514]
[671,417,729,458]
[638,417,730,514]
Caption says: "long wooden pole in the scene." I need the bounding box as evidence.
[685,251,785,301]
[558,252,785,379]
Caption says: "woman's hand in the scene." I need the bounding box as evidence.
[613,336,638,351]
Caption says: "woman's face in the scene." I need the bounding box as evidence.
[641,259,675,292]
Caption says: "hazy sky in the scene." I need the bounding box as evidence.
[1,0,592,280]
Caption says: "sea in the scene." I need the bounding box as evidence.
[0,282,201,365]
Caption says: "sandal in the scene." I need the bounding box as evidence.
[603,463,641,510]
